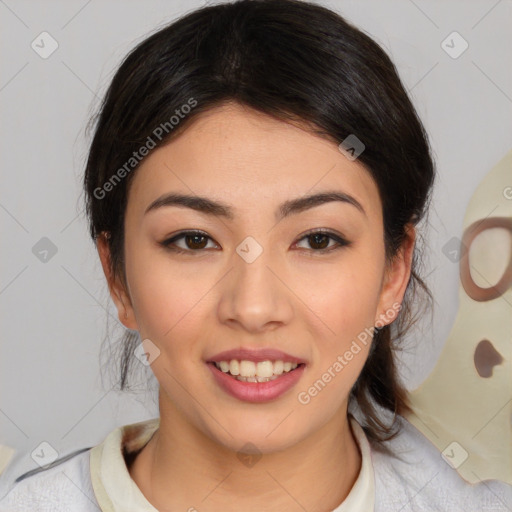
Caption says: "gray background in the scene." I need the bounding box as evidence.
[1,0,511,483]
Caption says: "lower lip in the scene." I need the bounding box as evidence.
[207,363,306,403]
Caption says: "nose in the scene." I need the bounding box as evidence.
[217,241,294,333]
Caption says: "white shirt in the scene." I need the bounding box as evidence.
[0,415,510,511]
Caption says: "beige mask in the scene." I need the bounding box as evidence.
[406,150,512,484]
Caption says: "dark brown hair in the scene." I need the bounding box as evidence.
[82,0,435,452]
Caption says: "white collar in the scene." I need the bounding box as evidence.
[90,416,375,511]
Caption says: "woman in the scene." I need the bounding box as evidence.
[1,0,510,510]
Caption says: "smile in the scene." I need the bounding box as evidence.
[206,348,307,402]
[213,359,300,382]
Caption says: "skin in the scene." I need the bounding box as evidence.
[97,101,415,511]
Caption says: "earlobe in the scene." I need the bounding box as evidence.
[96,232,138,330]
[375,224,416,327]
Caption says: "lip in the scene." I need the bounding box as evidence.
[207,362,306,403]
[207,348,307,364]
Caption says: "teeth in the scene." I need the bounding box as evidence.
[256,361,273,378]
[229,360,240,376]
[273,360,284,375]
[213,359,300,381]
[240,360,256,377]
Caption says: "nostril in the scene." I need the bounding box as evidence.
[474,339,504,378]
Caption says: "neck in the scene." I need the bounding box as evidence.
[129,393,362,512]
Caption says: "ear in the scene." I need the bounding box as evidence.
[375,224,416,327]
[96,232,139,330]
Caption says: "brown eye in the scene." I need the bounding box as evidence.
[184,233,208,250]
[307,233,330,250]
[161,231,217,253]
[295,230,350,252]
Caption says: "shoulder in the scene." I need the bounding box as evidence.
[370,416,512,512]
[0,448,98,512]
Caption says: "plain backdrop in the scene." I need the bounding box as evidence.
[1,0,511,483]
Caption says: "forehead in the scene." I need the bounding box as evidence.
[127,102,381,219]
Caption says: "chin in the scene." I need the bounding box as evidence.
[202,413,307,455]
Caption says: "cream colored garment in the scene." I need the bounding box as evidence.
[0,447,15,477]
[407,150,512,484]
[89,416,375,512]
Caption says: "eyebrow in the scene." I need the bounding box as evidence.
[144,190,366,220]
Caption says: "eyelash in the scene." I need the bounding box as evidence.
[159,229,350,255]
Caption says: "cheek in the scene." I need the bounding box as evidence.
[292,251,383,407]
[124,243,210,351]
[296,272,376,415]
[292,252,384,340]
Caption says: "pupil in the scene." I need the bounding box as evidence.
[310,233,328,249]
[187,234,206,249]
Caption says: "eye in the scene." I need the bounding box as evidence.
[160,229,350,255]
[294,229,350,253]
[160,230,218,253]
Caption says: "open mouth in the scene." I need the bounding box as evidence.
[209,360,306,383]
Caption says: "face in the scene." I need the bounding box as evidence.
[98,102,413,454]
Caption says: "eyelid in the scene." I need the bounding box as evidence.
[161,230,218,252]
[160,228,350,254]
[293,228,350,252]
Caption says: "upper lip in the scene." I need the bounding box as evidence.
[207,348,307,364]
